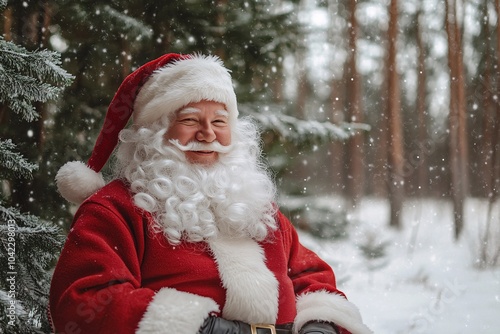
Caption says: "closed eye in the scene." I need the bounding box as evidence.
[213,119,227,125]
[179,117,198,124]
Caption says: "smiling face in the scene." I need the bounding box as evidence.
[164,100,232,165]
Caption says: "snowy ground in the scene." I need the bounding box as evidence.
[297,197,500,334]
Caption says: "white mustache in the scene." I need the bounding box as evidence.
[168,139,233,154]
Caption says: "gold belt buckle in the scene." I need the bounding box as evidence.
[251,324,276,334]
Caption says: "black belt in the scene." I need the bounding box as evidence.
[251,323,293,334]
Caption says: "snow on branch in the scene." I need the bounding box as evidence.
[0,204,63,331]
[100,5,153,40]
[0,140,38,180]
[0,43,73,84]
[0,39,73,121]
[240,104,370,146]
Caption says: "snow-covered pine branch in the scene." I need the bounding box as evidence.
[0,42,73,84]
[101,5,153,40]
[240,103,370,146]
[0,39,73,121]
[0,205,62,333]
[0,139,38,180]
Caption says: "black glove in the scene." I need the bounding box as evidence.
[299,321,340,334]
[198,316,252,334]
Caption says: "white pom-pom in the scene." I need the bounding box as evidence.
[55,161,106,205]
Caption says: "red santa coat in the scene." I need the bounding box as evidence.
[49,180,371,334]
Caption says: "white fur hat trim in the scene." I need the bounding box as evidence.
[55,161,105,205]
[133,54,238,127]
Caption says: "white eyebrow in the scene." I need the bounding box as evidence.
[177,107,228,117]
[216,110,229,117]
[178,107,201,115]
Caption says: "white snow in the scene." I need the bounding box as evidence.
[298,197,500,334]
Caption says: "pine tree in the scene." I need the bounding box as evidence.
[0,0,72,330]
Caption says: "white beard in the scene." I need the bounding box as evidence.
[114,117,278,245]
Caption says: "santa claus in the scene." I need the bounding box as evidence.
[50,53,372,334]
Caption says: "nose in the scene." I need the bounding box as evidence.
[195,122,216,142]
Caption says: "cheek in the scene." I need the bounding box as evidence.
[217,130,231,146]
[165,126,194,144]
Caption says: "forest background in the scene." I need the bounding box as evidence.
[0,0,499,332]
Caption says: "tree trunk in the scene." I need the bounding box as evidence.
[385,0,405,229]
[478,12,494,198]
[344,0,365,206]
[329,76,345,194]
[492,0,500,202]
[214,0,228,61]
[288,16,312,228]
[445,0,468,239]
[38,0,51,48]
[2,4,13,41]
[415,8,429,196]
[295,50,309,119]
[293,47,311,196]
[0,5,13,125]
[490,107,500,204]
[121,39,132,79]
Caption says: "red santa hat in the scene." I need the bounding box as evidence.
[56,53,238,204]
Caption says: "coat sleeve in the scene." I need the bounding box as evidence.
[276,211,372,334]
[49,196,218,334]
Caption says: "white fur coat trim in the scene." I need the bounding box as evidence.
[295,290,372,334]
[208,237,279,324]
[136,287,219,334]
